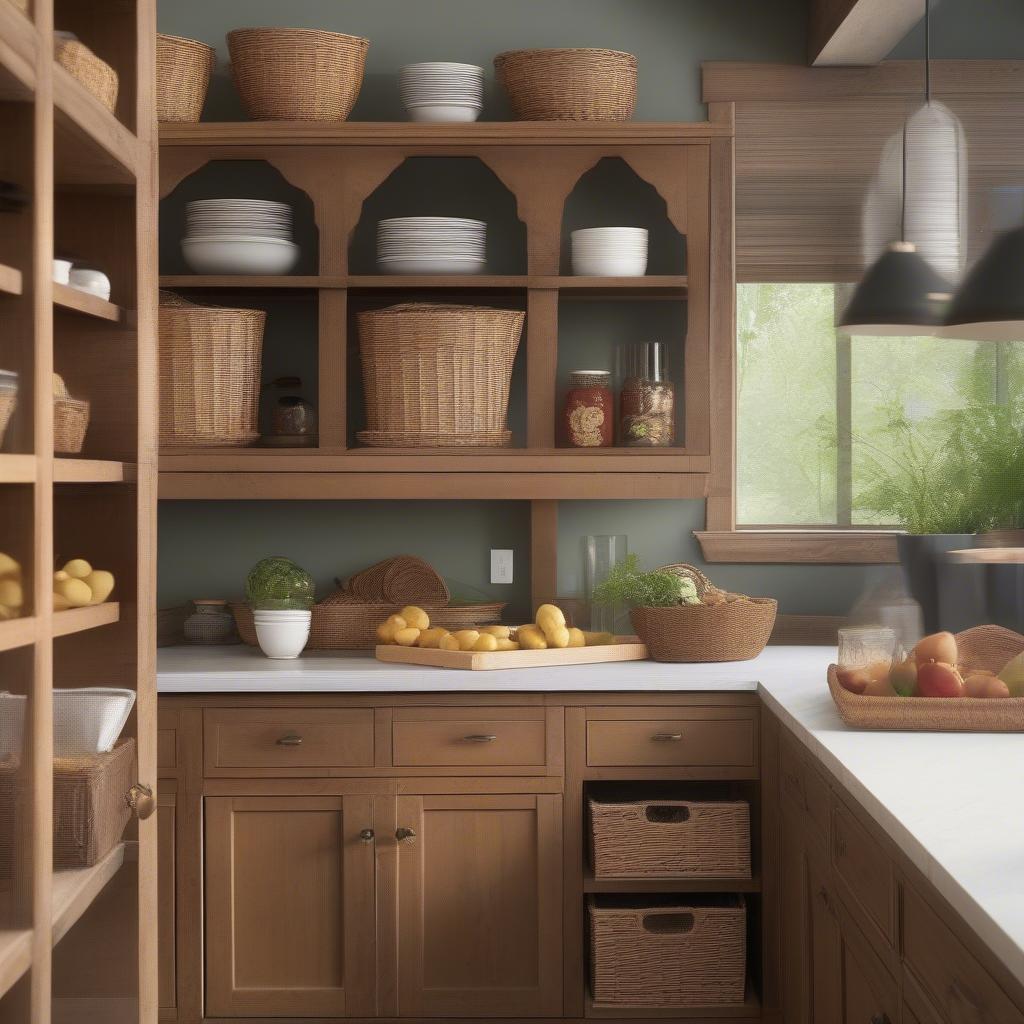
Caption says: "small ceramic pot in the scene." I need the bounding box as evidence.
[254,610,311,659]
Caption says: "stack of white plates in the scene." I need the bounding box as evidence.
[571,227,649,277]
[377,216,487,275]
[399,62,483,122]
[182,199,300,275]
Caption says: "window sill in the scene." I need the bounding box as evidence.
[695,529,900,564]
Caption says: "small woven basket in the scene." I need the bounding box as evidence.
[0,391,16,448]
[159,292,265,447]
[227,27,369,121]
[630,598,777,663]
[345,555,450,606]
[55,37,119,113]
[54,397,89,454]
[495,48,637,121]
[156,32,215,122]
[357,303,524,446]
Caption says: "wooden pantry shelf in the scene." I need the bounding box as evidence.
[0,928,32,1002]
[51,841,126,946]
[582,869,761,894]
[53,458,130,483]
[52,601,119,638]
[0,614,35,653]
[0,454,36,483]
[0,0,35,101]
[0,262,23,296]
[348,274,528,291]
[53,281,121,322]
[159,274,340,290]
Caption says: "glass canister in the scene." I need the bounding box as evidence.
[563,370,613,447]
[619,341,674,447]
[266,376,316,446]
[183,599,238,644]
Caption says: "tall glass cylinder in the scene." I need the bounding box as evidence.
[619,340,674,446]
[584,534,628,633]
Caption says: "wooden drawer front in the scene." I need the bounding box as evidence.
[157,724,177,772]
[831,800,895,946]
[204,709,374,771]
[904,886,1024,1024]
[392,708,548,768]
[586,713,755,768]
[780,733,829,842]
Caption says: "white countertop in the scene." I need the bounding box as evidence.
[157,644,1024,987]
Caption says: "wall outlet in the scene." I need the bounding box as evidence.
[490,549,514,585]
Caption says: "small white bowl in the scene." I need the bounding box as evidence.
[69,268,111,301]
[53,259,72,285]
[405,102,482,123]
[255,612,312,660]
[182,236,300,275]
[572,255,648,276]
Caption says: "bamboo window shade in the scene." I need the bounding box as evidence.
[703,61,1024,283]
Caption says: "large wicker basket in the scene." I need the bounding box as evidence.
[589,796,751,879]
[55,36,118,113]
[227,27,368,121]
[156,33,215,122]
[630,598,777,663]
[54,396,89,454]
[159,292,264,448]
[357,303,524,446]
[589,896,747,1008]
[494,48,637,121]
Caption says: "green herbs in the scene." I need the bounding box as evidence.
[245,556,316,610]
[591,554,700,609]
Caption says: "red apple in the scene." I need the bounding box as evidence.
[916,661,965,698]
[913,631,958,667]
[964,672,1010,699]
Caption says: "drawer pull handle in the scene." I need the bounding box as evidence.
[359,829,375,843]
[652,732,683,742]
[276,734,303,746]
[463,734,497,743]
[127,783,155,821]
[396,827,417,844]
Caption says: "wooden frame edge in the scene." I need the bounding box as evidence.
[695,530,899,564]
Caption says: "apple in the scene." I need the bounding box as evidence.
[964,672,1010,699]
[913,631,958,667]
[889,657,917,697]
[916,661,964,698]
[998,652,1024,697]
[836,665,870,695]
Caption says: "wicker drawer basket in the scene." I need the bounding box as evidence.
[589,796,750,879]
[589,896,747,1008]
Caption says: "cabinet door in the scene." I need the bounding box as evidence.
[157,784,177,1016]
[396,793,562,1017]
[205,795,376,1018]
[837,896,899,1024]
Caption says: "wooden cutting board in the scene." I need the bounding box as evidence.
[375,637,648,671]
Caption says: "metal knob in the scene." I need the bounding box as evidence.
[652,732,683,742]
[359,828,375,843]
[463,734,497,743]
[276,734,303,746]
[396,827,417,843]
[127,783,156,821]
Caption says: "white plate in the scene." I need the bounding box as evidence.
[183,237,300,275]
[379,216,485,227]
[377,258,487,274]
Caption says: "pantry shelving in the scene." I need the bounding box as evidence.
[582,868,762,894]
[0,615,36,654]
[51,601,120,638]
[0,263,23,296]
[52,282,121,321]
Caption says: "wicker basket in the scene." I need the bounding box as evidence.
[589,896,747,1008]
[0,391,16,448]
[156,33,215,122]
[630,598,777,663]
[54,396,89,454]
[358,303,524,446]
[55,36,119,113]
[159,292,264,448]
[828,624,1024,732]
[345,555,450,606]
[589,796,750,879]
[495,48,637,121]
[227,27,368,121]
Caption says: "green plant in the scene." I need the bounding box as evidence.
[245,556,316,610]
[592,554,700,609]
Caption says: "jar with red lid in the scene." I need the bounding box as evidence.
[563,370,613,448]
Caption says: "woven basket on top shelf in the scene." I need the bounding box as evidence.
[54,397,89,454]
[156,32,215,122]
[227,27,369,121]
[345,555,450,606]
[357,303,524,447]
[55,36,119,113]
[0,392,15,449]
[494,48,637,121]
[158,292,265,448]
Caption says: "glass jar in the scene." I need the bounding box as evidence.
[619,341,674,447]
[563,370,613,447]
[265,376,316,447]
[183,600,237,645]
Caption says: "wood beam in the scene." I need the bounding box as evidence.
[809,0,922,67]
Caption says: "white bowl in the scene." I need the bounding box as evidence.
[571,254,648,276]
[252,609,313,620]
[255,613,311,659]
[182,237,300,275]
[68,268,112,301]
[0,692,26,762]
[572,227,648,241]
[406,102,481,123]
[53,259,72,285]
[53,687,136,756]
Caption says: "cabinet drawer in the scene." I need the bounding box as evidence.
[830,799,895,946]
[780,732,829,843]
[904,885,1024,1024]
[204,709,374,772]
[586,712,756,768]
[391,708,550,768]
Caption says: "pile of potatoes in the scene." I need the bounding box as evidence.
[0,552,23,620]
[53,559,115,610]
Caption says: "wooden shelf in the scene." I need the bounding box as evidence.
[54,458,129,483]
[52,601,120,638]
[583,869,761,894]
[53,282,121,322]
[0,614,35,652]
[160,274,338,290]
[0,928,32,1002]
[348,274,528,291]
[0,453,36,483]
[586,990,761,1020]
[0,0,35,100]
[0,262,23,296]
[51,841,126,946]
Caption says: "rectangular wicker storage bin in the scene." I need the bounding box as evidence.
[589,895,747,1008]
[589,795,750,879]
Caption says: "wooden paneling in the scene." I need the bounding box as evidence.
[696,530,899,564]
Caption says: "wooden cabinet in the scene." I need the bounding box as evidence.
[158,784,177,1016]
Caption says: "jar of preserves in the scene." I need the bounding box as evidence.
[619,341,674,447]
[563,370,613,447]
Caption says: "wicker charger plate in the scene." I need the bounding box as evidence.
[828,624,1024,732]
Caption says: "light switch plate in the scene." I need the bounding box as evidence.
[490,549,513,584]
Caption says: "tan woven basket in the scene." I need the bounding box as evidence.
[589,896,747,1008]
[589,796,751,879]
[55,37,118,113]
[159,292,264,448]
[358,303,524,445]
[630,598,777,663]
[356,429,513,448]
[156,32,215,122]
[227,27,368,121]
[828,625,1024,732]
[0,391,16,448]
[54,396,89,454]
[495,48,637,121]
[345,555,450,606]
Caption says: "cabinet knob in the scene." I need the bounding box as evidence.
[463,734,497,743]
[127,783,156,821]
[359,828,375,843]
[276,734,303,746]
[396,827,417,844]
[652,732,683,742]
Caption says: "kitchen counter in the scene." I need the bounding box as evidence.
[158,644,1024,987]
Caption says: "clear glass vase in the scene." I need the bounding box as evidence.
[584,534,628,634]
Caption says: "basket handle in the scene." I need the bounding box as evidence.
[641,912,695,934]
[645,805,691,825]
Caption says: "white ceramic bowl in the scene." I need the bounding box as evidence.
[572,227,649,242]
[378,257,486,274]
[53,259,72,285]
[182,236,300,275]
[53,687,136,756]
[255,612,311,660]
[68,268,112,301]
[406,102,482,123]
[571,254,648,276]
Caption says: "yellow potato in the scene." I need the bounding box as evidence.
[546,625,570,649]
[567,627,586,648]
[0,579,22,609]
[581,630,614,646]
[495,638,519,651]
[84,570,114,604]
[63,559,93,580]
[393,627,421,647]
[535,603,568,645]
[439,633,461,651]
[0,604,14,620]
[53,592,71,611]
[453,629,480,651]
[55,577,92,607]
[376,613,407,644]
[479,625,511,639]
[516,624,547,650]
[417,627,448,649]
[399,605,430,630]
[0,552,21,580]
[473,633,498,652]
[54,570,69,583]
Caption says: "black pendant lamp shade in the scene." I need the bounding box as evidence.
[944,226,1024,340]
[839,241,952,336]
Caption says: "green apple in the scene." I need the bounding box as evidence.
[998,652,1024,697]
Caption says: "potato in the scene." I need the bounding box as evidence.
[54,570,69,583]
[0,552,21,580]
[0,579,22,609]
[63,559,93,580]
[546,625,570,649]
[376,613,407,644]
[439,633,461,651]
[55,577,92,607]
[393,627,421,647]
[417,627,448,649]
[495,638,519,651]
[913,631,958,667]
[516,624,547,650]
[53,592,71,611]
[479,625,511,639]
[535,603,566,642]
[399,605,430,630]
[566,627,586,648]
[473,633,498,652]
[84,569,114,604]
[964,672,1010,698]
[453,629,480,652]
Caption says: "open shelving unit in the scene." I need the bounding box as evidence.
[0,0,158,1021]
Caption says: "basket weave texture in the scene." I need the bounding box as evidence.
[227,27,368,121]
[357,303,524,446]
[345,555,450,606]
[828,624,1024,732]
[630,598,777,663]
[589,797,751,879]
[54,397,89,454]
[495,48,637,121]
[0,391,16,447]
[589,897,747,1007]
[159,292,264,447]
[156,33,215,122]
[55,37,119,113]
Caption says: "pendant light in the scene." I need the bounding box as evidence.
[840,0,952,336]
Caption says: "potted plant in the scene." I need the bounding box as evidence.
[592,555,777,663]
